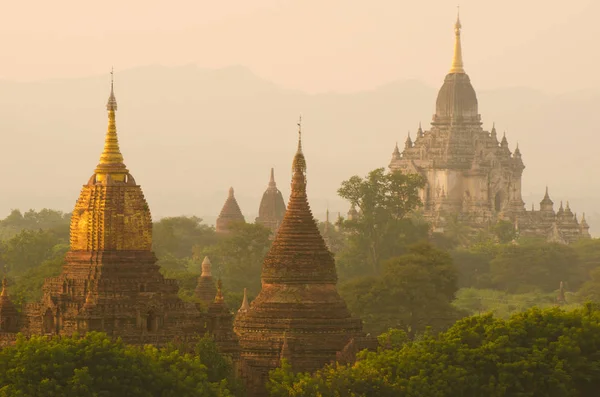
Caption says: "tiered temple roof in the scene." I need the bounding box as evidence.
[234,121,374,396]
[255,168,286,235]
[216,187,246,233]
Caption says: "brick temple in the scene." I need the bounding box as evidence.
[234,122,376,396]
[0,79,238,351]
[255,168,286,236]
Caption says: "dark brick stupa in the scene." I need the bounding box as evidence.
[234,120,375,396]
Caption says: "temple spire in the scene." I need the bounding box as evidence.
[292,116,307,176]
[95,69,128,180]
[449,8,465,74]
[238,288,250,313]
[1,277,7,297]
[269,168,276,187]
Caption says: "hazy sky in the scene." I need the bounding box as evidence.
[0,0,596,93]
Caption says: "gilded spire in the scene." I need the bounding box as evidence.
[95,69,128,181]
[449,8,465,74]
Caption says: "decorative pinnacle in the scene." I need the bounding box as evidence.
[292,116,307,175]
[228,187,234,198]
[107,67,117,111]
[1,277,7,297]
[449,7,465,74]
[96,70,127,177]
[268,168,276,188]
[297,115,303,152]
[201,256,212,277]
[238,287,250,313]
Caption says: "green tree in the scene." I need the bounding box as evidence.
[0,332,233,397]
[442,212,475,247]
[337,168,426,275]
[339,242,463,336]
[10,245,68,305]
[0,209,70,241]
[195,222,271,295]
[572,238,600,287]
[577,268,600,302]
[492,219,517,244]
[269,305,600,397]
[2,229,67,275]
[153,216,218,259]
[490,242,579,293]
[450,245,498,289]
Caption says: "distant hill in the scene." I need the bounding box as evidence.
[0,65,597,234]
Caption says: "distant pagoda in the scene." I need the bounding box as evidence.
[255,168,286,236]
[234,120,375,396]
[216,187,246,233]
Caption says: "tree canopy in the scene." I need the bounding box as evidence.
[0,332,235,397]
[337,168,426,275]
[339,242,463,336]
[268,304,600,397]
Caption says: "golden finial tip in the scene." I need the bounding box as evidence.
[449,8,465,74]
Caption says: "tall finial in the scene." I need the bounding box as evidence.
[269,167,276,186]
[292,116,307,175]
[228,187,234,198]
[238,287,250,313]
[297,115,303,152]
[449,7,465,74]
[96,69,127,180]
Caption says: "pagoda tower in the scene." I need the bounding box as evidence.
[195,256,217,306]
[255,168,286,235]
[216,187,246,233]
[19,76,203,344]
[234,121,373,396]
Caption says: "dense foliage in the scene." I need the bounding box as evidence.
[0,332,235,397]
[337,168,427,276]
[268,305,600,397]
[339,242,464,336]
